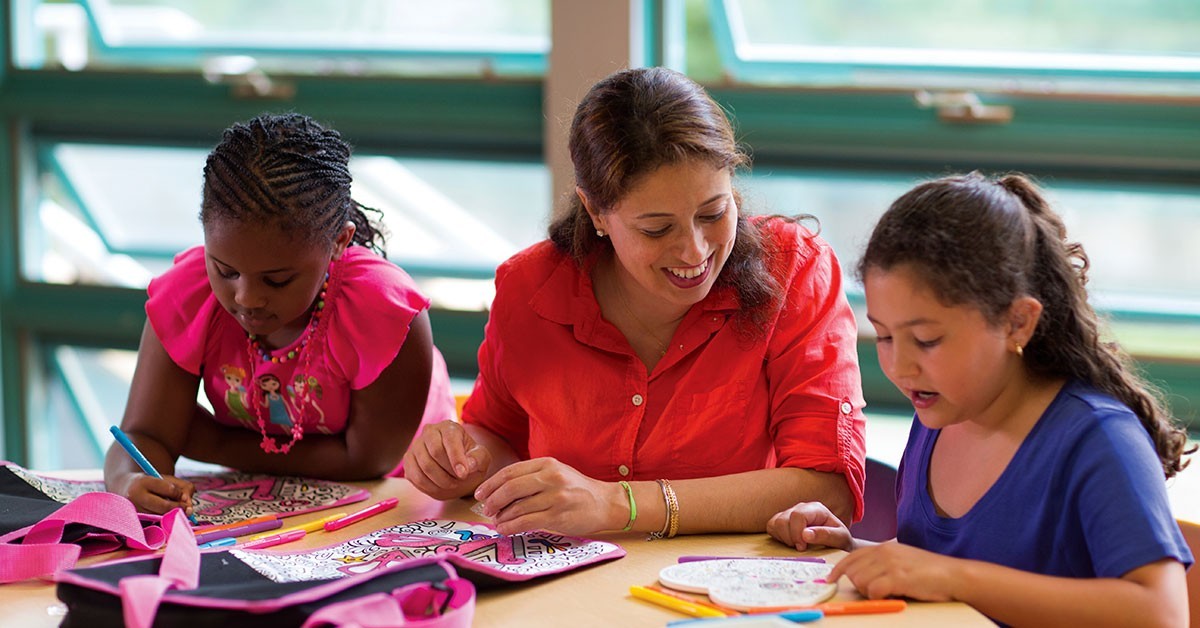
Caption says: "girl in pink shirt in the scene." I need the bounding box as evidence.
[105,113,455,515]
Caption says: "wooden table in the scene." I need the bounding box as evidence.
[1,475,991,626]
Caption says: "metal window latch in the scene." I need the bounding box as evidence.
[914,90,1013,124]
[202,56,295,100]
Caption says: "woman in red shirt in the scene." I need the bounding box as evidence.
[404,67,866,537]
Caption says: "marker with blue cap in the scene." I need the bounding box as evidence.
[109,425,200,525]
[197,536,237,550]
[667,610,824,625]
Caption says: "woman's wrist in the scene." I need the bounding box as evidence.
[617,481,637,531]
[608,481,632,531]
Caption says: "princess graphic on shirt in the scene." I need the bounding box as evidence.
[256,373,293,427]
[219,364,254,425]
[289,374,329,434]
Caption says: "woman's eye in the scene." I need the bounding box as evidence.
[217,268,237,279]
[701,210,727,222]
[875,335,892,344]
[642,227,670,238]
[915,337,942,349]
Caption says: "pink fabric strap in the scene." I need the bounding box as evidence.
[0,542,80,584]
[119,509,199,628]
[302,577,475,628]
[0,491,166,584]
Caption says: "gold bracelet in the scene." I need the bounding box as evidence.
[648,479,679,540]
[664,479,679,538]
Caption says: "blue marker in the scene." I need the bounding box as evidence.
[668,610,824,625]
[109,425,200,525]
[197,536,237,549]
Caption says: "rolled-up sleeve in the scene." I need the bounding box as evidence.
[460,259,532,459]
[766,235,867,521]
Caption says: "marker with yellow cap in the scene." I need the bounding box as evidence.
[246,512,346,542]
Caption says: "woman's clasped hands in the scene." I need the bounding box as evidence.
[404,421,624,536]
[473,458,627,536]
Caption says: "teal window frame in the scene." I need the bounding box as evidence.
[2,1,1197,467]
[24,0,548,75]
[2,2,544,462]
[706,0,1200,88]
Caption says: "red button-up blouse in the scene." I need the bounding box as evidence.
[462,218,867,519]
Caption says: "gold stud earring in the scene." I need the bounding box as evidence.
[1015,343,1024,357]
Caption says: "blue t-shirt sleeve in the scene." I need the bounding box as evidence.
[1070,409,1193,577]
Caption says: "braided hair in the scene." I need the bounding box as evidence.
[858,171,1193,478]
[201,112,387,255]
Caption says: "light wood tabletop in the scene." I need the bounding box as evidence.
[1,473,991,627]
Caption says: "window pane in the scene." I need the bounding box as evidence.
[739,168,1200,358]
[36,344,223,471]
[29,142,548,309]
[19,0,548,76]
[36,345,136,470]
[712,0,1200,91]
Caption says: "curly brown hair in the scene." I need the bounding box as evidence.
[859,171,1192,478]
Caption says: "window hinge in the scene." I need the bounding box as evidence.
[915,90,1013,124]
[202,56,295,100]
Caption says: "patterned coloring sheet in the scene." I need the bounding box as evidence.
[235,519,625,583]
[3,464,368,526]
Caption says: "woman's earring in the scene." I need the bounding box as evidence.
[596,229,606,237]
[1015,343,1024,357]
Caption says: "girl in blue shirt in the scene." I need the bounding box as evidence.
[768,172,1193,626]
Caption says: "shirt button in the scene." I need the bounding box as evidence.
[618,465,630,476]
[632,394,644,406]
[840,401,853,415]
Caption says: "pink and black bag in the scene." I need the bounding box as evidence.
[0,463,167,584]
[56,514,625,627]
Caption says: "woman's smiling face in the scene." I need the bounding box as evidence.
[588,159,738,313]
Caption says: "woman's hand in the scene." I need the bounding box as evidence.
[473,458,624,536]
[110,471,196,516]
[767,501,854,551]
[403,420,493,500]
[830,542,961,602]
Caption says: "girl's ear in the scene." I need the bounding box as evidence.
[577,187,606,234]
[331,221,356,260]
[1006,296,1044,347]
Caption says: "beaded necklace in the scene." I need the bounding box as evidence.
[243,262,340,454]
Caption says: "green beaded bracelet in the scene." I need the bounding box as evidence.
[619,480,637,531]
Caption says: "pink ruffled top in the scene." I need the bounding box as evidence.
[146,245,454,448]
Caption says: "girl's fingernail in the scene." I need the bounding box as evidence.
[455,464,467,478]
